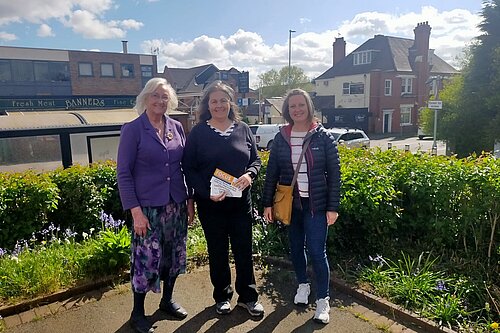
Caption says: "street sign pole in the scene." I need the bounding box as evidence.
[429,76,442,155]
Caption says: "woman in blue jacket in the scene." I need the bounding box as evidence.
[262,88,341,325]
[117,78,194,333]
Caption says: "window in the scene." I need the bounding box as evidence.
[342,82,364,95]
[11,60,34,82]
[100,63,114,77]
[323,81,329,86]
[78,62,93,76]
[49,62,70,81]
[141,65,153,78]
[0,60,12,81]
[342,83,350,95]
[401,77,412,94]
[34,62,50,81]
[400,105,412,125]
[353,51,372,65]
[384,79,392,96]
[121,64,134,77]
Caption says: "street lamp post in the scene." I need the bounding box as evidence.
[288,29,296,88]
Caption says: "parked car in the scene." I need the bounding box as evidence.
[417,127,433,140]
[328,127,370,148]
[249,124,282,150]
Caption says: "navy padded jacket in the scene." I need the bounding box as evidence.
[262,123,341,213]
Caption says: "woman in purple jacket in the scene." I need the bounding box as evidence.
[117,78,194,333]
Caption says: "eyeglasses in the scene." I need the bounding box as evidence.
[150,93,169,101]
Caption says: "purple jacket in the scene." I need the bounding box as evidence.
[117,112,189,211]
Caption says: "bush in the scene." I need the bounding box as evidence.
[47,165,107,235]
[0,172,59,249]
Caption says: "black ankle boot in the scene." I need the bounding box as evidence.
[130,292,154,333]
[129,313,154,333]
[158,275,187,319]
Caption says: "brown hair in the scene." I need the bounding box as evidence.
[198,80,241,122]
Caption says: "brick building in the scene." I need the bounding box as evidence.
[314,22,458,134]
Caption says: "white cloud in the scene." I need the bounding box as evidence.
[140,6,480,88]
[0,31,17,41]
[37,24,55,37]
[62,10,145,39]
[120,19,143,30]
[0,0,142,40]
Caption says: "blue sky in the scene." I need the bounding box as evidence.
[0,0,484,87]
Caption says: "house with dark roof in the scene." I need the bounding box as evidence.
[245,97,287,125]
[162,64,254,130]
[314,22,458,134]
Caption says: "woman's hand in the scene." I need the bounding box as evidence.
[326,211,339,226]
[131,206,150,237]
[264,207,274,223]
[234,172,253,191]
[210,192,226,202]
[187,199,195,226]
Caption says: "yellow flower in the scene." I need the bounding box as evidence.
[491,322,499,329]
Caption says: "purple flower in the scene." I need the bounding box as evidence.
[436,280,447,291]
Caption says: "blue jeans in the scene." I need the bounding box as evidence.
[288,197,330,299]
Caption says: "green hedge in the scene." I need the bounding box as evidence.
[0,162,122,249]
[1,151,499,283]
[0,172,59,249]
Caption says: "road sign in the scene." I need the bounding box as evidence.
[428,100,442,109]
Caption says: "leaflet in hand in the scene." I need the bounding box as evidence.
[210,168,242,198]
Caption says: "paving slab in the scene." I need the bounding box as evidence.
[4,265,405,333]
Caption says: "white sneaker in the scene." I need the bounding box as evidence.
[216,301,231,315]
[294,283,310,305]
[313,297,330,324]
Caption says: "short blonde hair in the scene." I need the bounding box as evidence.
[134,78,178,115]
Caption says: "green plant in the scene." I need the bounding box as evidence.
[93,226,131,270]
[0,172,59,249]
[358,252,484,329]
[48,165,106,235]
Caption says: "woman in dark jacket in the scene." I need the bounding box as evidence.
[183,80,264,317]
[262,88,341,325]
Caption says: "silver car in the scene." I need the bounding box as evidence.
[328,127,370,148]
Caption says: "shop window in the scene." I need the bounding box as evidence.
[34,62,50,81]
[0,60,11,81]
[12,60,34,81]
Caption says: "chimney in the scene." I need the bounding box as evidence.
[411,22,432,112]
[332,37,346,66]
[412,22,431,57]
[122,40,128,54]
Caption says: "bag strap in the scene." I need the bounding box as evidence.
[291,137,311,187]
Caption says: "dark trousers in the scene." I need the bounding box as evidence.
[196,196,258,304]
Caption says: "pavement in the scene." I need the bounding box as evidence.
[1,260,448,333]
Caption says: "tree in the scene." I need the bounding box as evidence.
[258,66,312,99]
[436,0,500,157]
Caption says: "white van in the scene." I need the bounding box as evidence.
[249,124,282,150]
